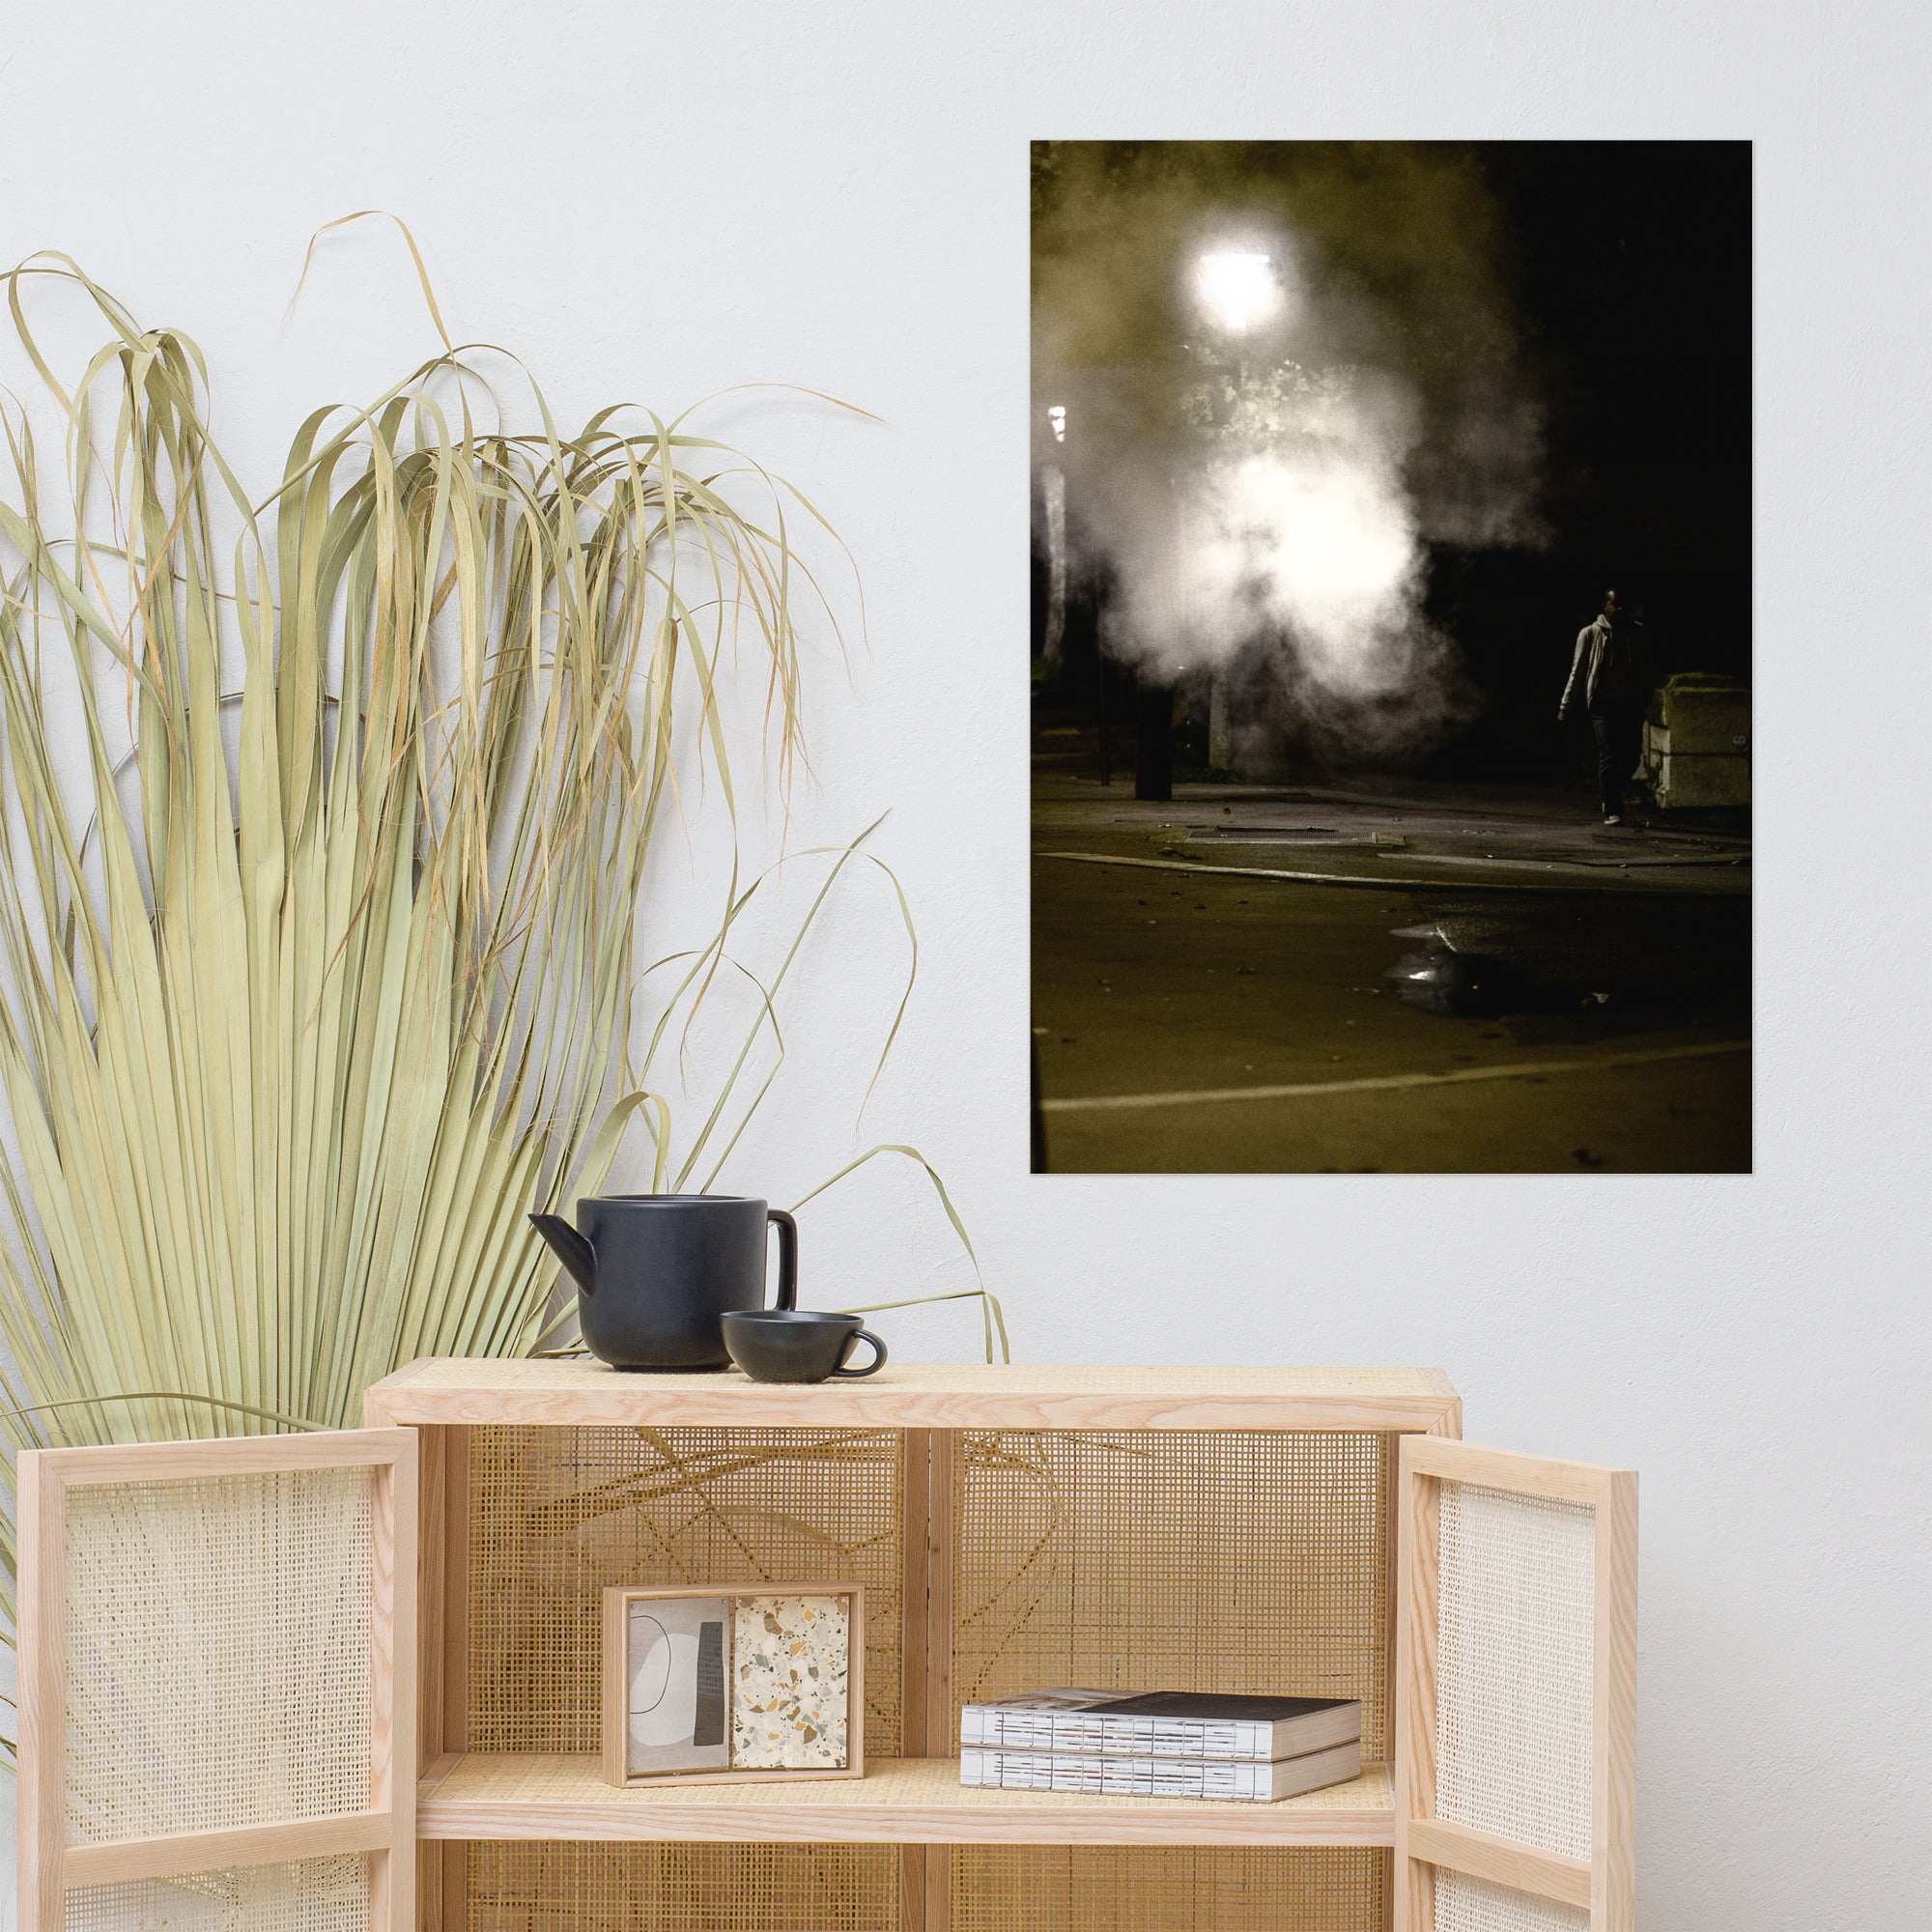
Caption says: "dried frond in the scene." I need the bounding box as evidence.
[0,252,1001,1770]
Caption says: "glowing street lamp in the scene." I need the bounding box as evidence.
[1193,250,1283,334]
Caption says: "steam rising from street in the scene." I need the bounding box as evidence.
[1082,365,1462,758]
[1034,147,1544,764]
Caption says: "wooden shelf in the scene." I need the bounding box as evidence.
[366,1357,1461,1434]
[416,1753,1395,1848]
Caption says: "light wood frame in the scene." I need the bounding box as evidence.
[1394,1437,1637,1932]
[15,1428,417,1932]
[600,1582,866,1788]
[365,1361,1470,1932]
[23,1367,1538,1932]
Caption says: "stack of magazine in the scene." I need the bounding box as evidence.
[958,1689,1362,1804]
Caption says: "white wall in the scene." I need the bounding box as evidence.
[4,2,1928,1925]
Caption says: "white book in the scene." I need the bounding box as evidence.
[958,1737,1363,1804]
[959,1689,1361,1762]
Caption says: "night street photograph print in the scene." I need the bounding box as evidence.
[1030,140,1750,1175]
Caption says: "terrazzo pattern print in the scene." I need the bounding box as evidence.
[730,1594,851,1769]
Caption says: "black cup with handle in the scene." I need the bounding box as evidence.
[721,1309,888,1383]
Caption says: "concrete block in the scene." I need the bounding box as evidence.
[1650,672,1751,756]
[1652,752,1750,809]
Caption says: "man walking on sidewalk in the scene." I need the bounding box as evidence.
[1560,588,1648,825]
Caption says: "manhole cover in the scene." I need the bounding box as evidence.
[1189,825,1345,841]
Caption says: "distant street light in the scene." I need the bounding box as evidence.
[1193,250,1283,334]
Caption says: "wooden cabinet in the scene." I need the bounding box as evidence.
[17,1363,1634,1932]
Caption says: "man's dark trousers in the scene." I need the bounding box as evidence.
[1590,706,1642,818]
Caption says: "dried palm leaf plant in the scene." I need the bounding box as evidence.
[0,235,1001,1765]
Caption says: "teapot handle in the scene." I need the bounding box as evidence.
[767,1208,798,1311]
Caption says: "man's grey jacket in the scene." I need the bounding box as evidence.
[1561,613,1645,716]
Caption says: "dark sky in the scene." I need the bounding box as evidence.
[1429,141,1751,778]
[1481,141,1751,613]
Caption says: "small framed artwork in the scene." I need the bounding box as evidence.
[601,1583,865,1787]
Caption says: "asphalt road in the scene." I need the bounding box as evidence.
[1032,779,1750,1174]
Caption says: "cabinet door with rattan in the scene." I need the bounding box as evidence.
[1393,1438,1636,1932]
[15,1430,418,1932]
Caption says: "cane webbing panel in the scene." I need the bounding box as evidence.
[1435,1481,1595,1861]
[468,1426,902,1756]
[63,1469,375,1842]
[953,1431,1392,1758]
[63,1855,370,1932]
[1434,1870,1589,1932]
[953,1847,1387,1931]
[466,1841,897,1932]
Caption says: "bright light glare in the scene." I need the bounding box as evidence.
[1194,252,1283,334]
[1047,404,1067,443]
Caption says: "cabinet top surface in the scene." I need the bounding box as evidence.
[364,1357,1459,1431]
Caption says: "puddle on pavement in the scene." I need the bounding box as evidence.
[1385,895,1750,1042]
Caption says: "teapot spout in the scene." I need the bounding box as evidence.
[529,1212,598,1296]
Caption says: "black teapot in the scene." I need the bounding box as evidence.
[529,1194,797,1371]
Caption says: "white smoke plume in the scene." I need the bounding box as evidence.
[1034,143,1544,766]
